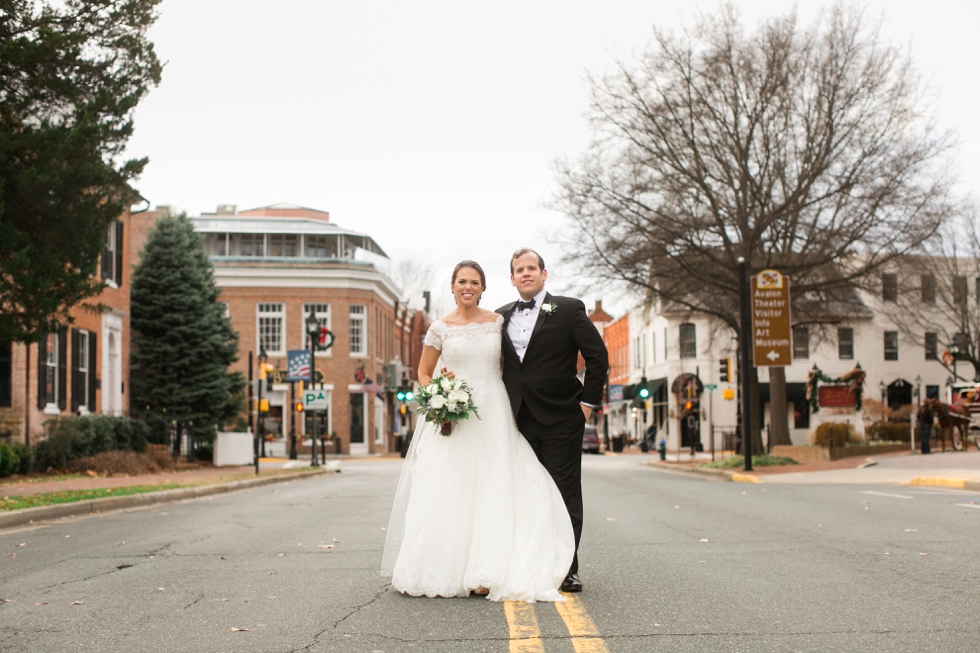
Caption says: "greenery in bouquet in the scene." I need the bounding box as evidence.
[416,372,480,436]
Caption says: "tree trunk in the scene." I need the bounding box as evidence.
[747,368,766,455]
[769,367,792,446]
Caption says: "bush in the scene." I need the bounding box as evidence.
[812,422,854,447]
[10,444,32,475]
[866,422,911,443]
[0,442,18,477]
[194,442,213,462]
[33,415,151,471]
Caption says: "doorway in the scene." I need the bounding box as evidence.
[350,392,366,455]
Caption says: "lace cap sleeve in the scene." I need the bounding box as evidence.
[423,321,445,350]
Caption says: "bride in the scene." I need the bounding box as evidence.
[381,260,575,602]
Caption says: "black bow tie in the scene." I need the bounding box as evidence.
[516,299,536,311]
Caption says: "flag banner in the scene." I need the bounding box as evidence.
[287,350,312,381]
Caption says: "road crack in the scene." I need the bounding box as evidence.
[286,584,391,653]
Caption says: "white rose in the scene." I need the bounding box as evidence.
[452,379,462,389]
[426,384,438,395]
[429,395,446,409]
[446,402,459,413]
[449,390,469,404]
[440,378,453,392]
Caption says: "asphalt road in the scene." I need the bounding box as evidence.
[2,456,979,653]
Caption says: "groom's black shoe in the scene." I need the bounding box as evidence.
[560,573,583,593]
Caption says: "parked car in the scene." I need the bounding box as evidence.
[582,426,600,454]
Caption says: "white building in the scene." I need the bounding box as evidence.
[613,273,956,452]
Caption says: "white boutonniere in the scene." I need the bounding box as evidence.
[541,301,558,316]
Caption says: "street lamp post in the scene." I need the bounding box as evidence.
[305,311,321,468]
[913,374,922,453]
[879,380,887,436]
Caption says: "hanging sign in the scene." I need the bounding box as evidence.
[751,269,792,367]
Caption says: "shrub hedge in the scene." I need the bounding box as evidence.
[812,422,853,447]
[866,422,912,443]
[33,415,150,471]
[0,442,17,477]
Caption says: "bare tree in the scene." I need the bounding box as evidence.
[880,211,980,382]
[391,259,437,310]
[554,3,955,451]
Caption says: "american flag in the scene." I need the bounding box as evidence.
[287,350,311,381]
[361,378,384,399]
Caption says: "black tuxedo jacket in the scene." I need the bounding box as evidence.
[496,293,609,427]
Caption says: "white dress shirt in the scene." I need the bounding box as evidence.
[506,289,548,363]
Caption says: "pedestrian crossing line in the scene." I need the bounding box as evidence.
[504,601,545,653]
[554,593,610,653]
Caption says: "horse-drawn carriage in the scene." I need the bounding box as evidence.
[925,383,980,451]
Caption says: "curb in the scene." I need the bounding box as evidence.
[903,476,980,491]
[644,460,738,481]
[0,468,331,531]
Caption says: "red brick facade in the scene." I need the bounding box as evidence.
[0,209,134,445]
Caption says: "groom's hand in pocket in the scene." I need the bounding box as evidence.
[580,403,592,420]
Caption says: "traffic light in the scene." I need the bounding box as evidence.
[294,402,304,413]
[405,389,414,401]
[719,357,731,383]
[396,388,406,401]
[632,377,650,408]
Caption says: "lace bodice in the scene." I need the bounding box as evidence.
[424,316,504,385]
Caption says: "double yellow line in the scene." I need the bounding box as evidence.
[504,594,609,653]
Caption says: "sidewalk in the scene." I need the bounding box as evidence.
[646,449,980,489]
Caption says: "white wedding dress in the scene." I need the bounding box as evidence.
[381,315,575,602]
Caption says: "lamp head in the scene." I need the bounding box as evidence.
[305,311,319,338]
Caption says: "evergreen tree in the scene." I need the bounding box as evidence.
[0,0,162,343]
[130,215,244,441]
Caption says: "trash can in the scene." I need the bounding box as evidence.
[611,435,624,453]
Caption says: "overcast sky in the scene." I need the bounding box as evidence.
[125,0,980,315]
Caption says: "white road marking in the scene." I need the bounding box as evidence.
[954,503,980,509]
[860,491,914,500]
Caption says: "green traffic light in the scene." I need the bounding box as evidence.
[396,391,406,401]
[405,391,414,401]
[638,387,650,399]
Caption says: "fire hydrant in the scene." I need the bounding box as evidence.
[657,439,667,461]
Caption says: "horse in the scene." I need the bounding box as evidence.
[923,397,971,452]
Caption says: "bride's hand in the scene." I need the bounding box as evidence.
[440,367,455,379]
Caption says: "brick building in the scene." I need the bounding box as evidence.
[184,203,401,455]
[0,209,135,444]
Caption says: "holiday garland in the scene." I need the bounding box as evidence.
[806,363,866,413]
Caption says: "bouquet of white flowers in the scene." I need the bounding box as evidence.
[415,371,480,436]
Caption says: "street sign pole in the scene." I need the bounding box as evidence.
[738,258,754,472]
[309,334,319,468]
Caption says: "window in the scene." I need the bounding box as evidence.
[679,323,696,359]
[793,401,810,429]
[954,276,968,306]
[268,234,298,257]
[954,332,969,354]
[0,341,10,407]
[205,233,229,256]
[921,275,936,303]
[303,303,331,356]
[71,329,94,412]
[349,304,366,356]
[101,220,124,285]
[882,273,897,302]
[37,331,66,410]
[925,385,939,400]
[306,235,329,258]
[792,325,809,360]
[663,328,668,360]
[257,303,285,355]
[924,332,938,360]
[239,234,265,257]
[884,331,899,361]
[634,335,642,369]
[838,327,854,360]
[651,332,657,364]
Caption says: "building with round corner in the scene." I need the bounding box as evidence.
[151,202,403,456]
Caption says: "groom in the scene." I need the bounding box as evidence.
[497,248,609,593]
